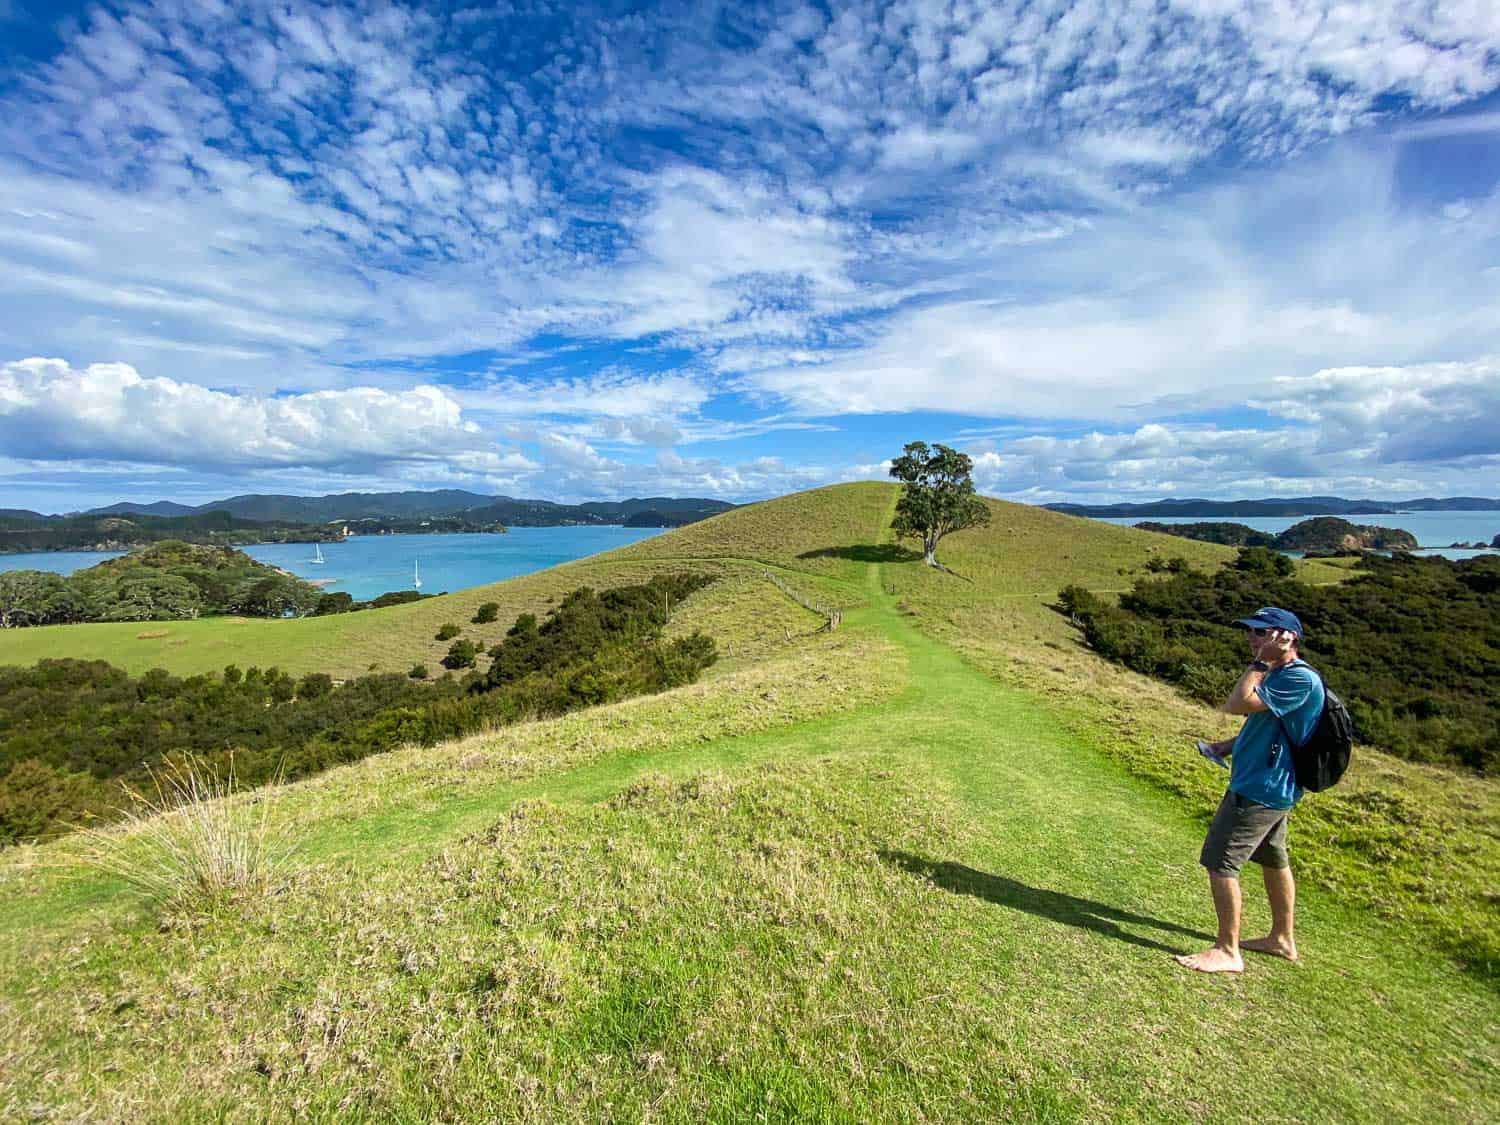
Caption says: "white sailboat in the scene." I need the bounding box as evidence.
[413,559,422,589]
[310,543,325,565]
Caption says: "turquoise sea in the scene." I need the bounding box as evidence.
[1097,511,1499,559]
[0,526,666,601]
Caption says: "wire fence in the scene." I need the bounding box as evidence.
[762,570,841,632]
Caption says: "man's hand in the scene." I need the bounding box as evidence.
[1253,629,1297,666]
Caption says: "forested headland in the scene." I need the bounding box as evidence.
[1060,548,1500,773]
[0,508,341,553]
[0,541,327,626]
[0,572,716,844]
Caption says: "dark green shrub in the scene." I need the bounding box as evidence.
[297,672,333,700]
[472,602,499,624]
[409,664,429,679]
[365,590,425,609]
[311,592,355,615]
[481,574,713,692]
[441,639,479,670]
[1231,546,1295,577]
[436,623,461,641]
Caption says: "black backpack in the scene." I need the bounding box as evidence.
[1277,665,1354,792]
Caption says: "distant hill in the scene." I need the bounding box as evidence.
[84,501,199,517]
[50,490,737,527]
[202,489,498,522]
[1048,495,1500,518]
[581,498,736,525]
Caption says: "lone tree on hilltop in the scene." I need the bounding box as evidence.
[889,441,991,568]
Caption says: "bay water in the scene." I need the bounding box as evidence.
[0,526,666,600]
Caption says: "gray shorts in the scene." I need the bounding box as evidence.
[1199,790,1290,878]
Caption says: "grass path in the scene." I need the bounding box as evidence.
[839,567,1495,1119]
[3,511,1497,1119]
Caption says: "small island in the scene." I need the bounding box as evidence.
[1135,515,1418,553]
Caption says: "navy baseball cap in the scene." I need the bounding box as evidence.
[1234,606,1303,636]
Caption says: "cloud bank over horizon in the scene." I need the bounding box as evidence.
[2,0,1498,509]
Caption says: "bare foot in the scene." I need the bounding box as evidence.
[1174,946,1244,973]
[1241,935,1298,961]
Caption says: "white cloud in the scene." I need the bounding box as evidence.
[581,167,858,341]
[0,357,535,474]
[1076,129,1202,169]
[879,126,982,169]
[503,434,839,505]
[1394,110,1500,142]
[537,432,610,473]
[1265,360,1500,464]
[742,142,1500,420]
[953,357,1500,503]
[459,369,710,422]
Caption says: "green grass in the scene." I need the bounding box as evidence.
[2,485,1496,1120]
[610,481,897,584]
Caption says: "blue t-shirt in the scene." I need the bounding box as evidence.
[1229,660,1324,810]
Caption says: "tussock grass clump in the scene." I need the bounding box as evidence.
[76,758,292,914]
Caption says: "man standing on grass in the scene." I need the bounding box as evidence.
[1176,607,1324,974]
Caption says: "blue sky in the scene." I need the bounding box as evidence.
[1,0,1499,512]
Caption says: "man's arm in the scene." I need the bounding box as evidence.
[1223,629,1298,715]
[1222,664,1270,715]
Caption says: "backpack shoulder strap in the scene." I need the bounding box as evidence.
[1271,660,1324,750]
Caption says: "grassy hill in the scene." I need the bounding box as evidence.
[0,484,895,679]
[1,484,1496,1120]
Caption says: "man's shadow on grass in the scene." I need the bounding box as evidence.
[881,850,1211,955]
[797,544,922,564]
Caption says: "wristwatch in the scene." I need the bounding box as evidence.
[1248,660,1271,673]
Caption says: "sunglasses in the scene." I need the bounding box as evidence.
[1249,627,1273,637]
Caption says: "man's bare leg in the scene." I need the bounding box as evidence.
[1241,865,1298,961]
[1174,873,1244,973]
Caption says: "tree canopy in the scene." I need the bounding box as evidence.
[888,441,991,567]
[0,541,322,626]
